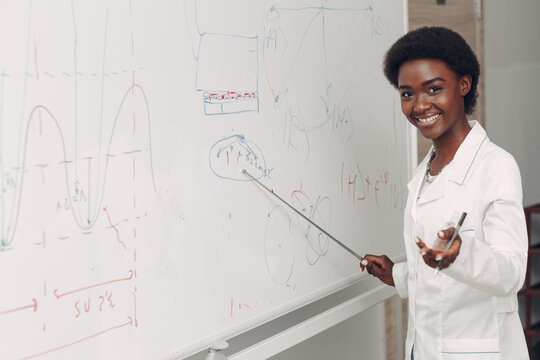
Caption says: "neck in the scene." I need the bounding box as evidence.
[430,119,472,172]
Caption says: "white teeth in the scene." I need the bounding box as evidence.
[416,114,440,123]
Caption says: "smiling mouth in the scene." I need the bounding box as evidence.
[414,113,441,125]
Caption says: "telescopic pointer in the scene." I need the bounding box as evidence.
[240,169,364,262]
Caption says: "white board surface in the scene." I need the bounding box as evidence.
[0,0,408,359]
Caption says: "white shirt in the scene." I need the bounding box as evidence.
[393,121,529,360]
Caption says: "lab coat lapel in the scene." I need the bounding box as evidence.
[416,170,448,206]
[413,121,489,206]
[407,152,430,222]
[406,121,488,221]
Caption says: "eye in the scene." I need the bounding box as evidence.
[400,91,413,98]
[428,86,443,94]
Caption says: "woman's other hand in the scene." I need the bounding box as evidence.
[360,254,395,286]
[416,227,462,270]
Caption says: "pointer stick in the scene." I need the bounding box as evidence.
[240,169,364,262]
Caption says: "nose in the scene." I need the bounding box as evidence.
[413,93,431,113]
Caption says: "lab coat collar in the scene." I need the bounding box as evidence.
[407,121,489,208]
[446,121,489,185]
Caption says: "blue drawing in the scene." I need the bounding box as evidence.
[263,188,333,285]
[197,34,259,115]
[0,1,155,251]
[0,84,155,251]
[262,1,387,155]
[184,0,259,115]
[264,205,295,285]
[209,134,273,181]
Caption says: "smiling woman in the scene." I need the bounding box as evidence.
[360,27,529,360]
[384,26,480,177]
[397,58,472,175]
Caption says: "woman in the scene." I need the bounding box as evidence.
[361,27,529,359]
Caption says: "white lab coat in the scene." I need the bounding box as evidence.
[393,121,529,360]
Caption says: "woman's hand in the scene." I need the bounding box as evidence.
[360,254,395,286]
[416,227,462,270]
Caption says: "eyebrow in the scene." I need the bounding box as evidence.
[398,77,447,90]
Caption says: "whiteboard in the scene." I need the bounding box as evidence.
[0,0,408,359]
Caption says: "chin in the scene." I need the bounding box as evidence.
[418,127,440,140]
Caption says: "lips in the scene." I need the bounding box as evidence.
[414,113,441,125]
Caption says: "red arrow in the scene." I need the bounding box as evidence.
[19,317,133,360]
[0,298,37,316]
[53,270,134,299]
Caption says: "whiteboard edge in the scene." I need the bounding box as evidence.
[228,284,397,360]
[403,0,417,178]
[159,254,406,360]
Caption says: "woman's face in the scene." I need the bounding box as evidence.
[397,58,471,141]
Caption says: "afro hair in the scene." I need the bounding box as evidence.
[383,26,480,115]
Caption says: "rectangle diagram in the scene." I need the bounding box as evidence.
[196,34,259,115]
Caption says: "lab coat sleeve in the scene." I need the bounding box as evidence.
[444,152,528,296]
[393,261,409,298]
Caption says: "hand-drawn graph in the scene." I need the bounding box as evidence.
[197,35,259,115]
[264,187,332,285]
[262,0,388,156]
[264,205,296,285]
[290,188,332,266]
[0,1,154,358]
[183,0,260,116]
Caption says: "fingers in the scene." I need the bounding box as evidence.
[415,236,432,259]
[437,238,462,269]
[363,256,389,276]
[420,248,440,268]
[437,227,454,241]
[360,255,380,274]
[363,254,388,268]
[436,227,462,268]
[415,229,462,270]
[415,236,433,266]
[360,255,395,286]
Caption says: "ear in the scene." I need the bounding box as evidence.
[459,74,472,96]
